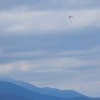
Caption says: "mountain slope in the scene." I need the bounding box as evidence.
[0,81,100,100]
[0,77,87,98]
[0,81,67,100]
[16,81,86,98]
[0,94,32,100]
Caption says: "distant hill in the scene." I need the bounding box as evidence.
[0,81,100,100]
[0,94,32,100]
[67,97,100,100]
[0,77,87,98]
[0,81,67,100]
[16,81,86,98]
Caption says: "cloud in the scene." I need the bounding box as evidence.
[0,9,100,35]
[0,30,100,64]
[0,44,100,73]
[0,0,100,11]
[0,0,100,35]
[0,47,2,54]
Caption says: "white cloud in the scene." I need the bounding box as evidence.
[0,0,100,11]
[54,81,100,97]
[1,50,47,57]
[0,60,31,74]
[0,53,100,74]
[0,47,2,54]
[0,9,100,34]
[1,45,100,74]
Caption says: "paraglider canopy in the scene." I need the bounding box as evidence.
[69,16,73,19]
[69,16,73,22]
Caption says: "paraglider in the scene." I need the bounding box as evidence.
[69,16,73,22]
[69,16,73,19]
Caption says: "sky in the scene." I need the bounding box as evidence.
[0,0,100,97]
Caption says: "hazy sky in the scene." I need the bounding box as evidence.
[0,0,100,97]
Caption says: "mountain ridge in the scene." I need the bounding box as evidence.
[0,93,32,100]
[0,81,68,100]
[0,81,100,100]
[0,77,87,98]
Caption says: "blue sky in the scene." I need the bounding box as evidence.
[0,0,100,97]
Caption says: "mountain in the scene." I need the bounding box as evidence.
[0,94,32,100]
[67,97,100,100]
[0,77,87,98]
[0,81,67,100]
[16,81,86,98]
[0,81,100,100]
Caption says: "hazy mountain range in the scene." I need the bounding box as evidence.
[0,77,100,100]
